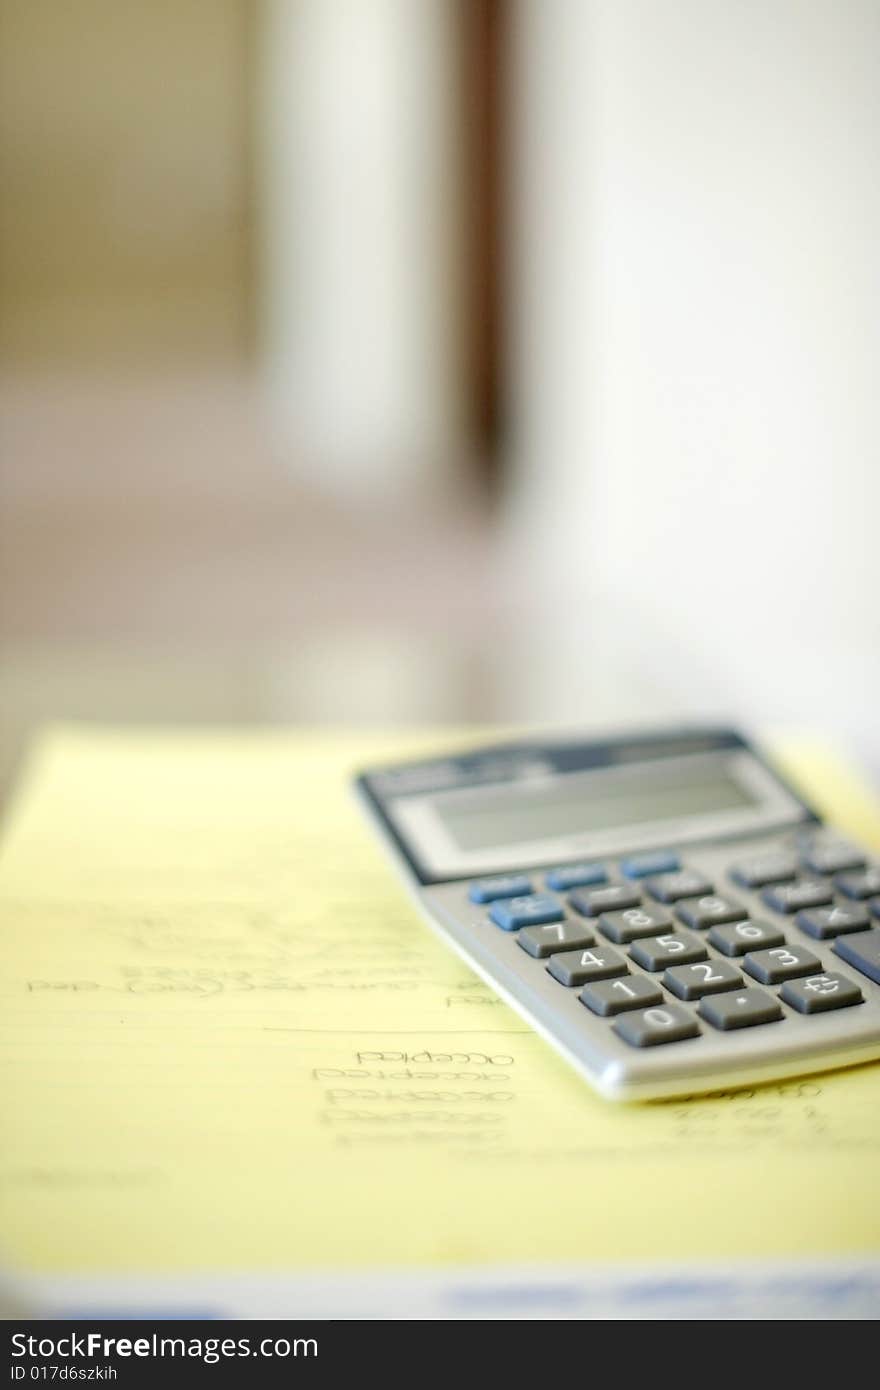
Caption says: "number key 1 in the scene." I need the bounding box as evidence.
[579,975,663,1017]
[663,959,744,1001]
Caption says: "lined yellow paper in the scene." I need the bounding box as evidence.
[0,727,878,1276]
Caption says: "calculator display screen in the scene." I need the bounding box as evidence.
[438,761,755,853]
[363,734,812,881]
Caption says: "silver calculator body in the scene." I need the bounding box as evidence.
[356,728,880,1100]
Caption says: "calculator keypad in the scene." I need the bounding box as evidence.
[663,959,744,1001]
[467,831,880,1075]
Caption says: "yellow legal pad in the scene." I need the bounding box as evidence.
[0,727,879,1280]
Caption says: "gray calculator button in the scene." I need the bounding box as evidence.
[628,931,707,972]
[569,884,642,917]
[598,905,673,943]
[835,868,880,901]
[579,974,663,1017]
[780,972,864,1014]
[762,879,833,914]
[546,945,627,987]
[613,1003,701,1048]
[663,959,744,1001]
[833,928,880,985]
[708,920,785,956]
[698,987,783,1031]
[730,853,798,889]
[802,842,866,876]
[517,919,595,959]
[743,944,822,984]
[645,870,714,903]
[795,903,871,940]
[676,894,747,930]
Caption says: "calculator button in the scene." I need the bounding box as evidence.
[743,944,822,985]
[801,842,866,876]
[833,929,880,985]
[663,959,744,1001]
[761,880,833,914]
[489,893,563,931]
[795,903,871,940]
[517,920,595,959]
[780,972,864,1014]
[676,894,747,931]
[545,862,607,892]
[628,931,708,972]
[620,850,680,879]
[597,905,674,944]
[729,853,798,889]
[698,987,783,1031]
[469,874,533,904]
[644,870,714,903]
[834,868,880,901]
[708,920,785,956]
[613,1004,701,1048]
[872,898,880,921]
[569,884,642,917]
[580,975,663,1017]
[546,946,627,987]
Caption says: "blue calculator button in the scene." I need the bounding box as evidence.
[621,851,681,879]
[469,875,533,904]
[545,862,607,892]
[489,893,564,932]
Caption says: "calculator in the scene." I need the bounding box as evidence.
[356,727,880,1100]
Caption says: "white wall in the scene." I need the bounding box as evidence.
[259,0,466,500]
[505,0,880,770]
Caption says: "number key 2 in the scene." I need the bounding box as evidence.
[663,959,744,1001]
